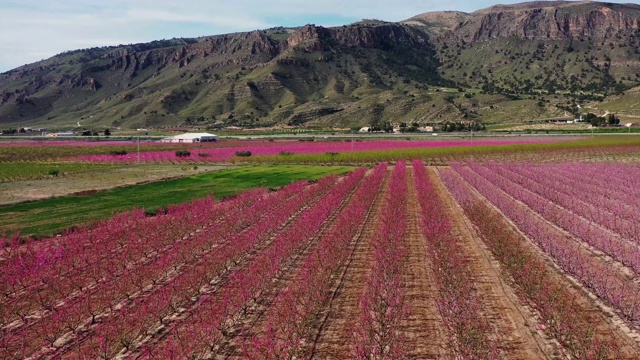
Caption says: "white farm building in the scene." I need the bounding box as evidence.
[161,132,219,143]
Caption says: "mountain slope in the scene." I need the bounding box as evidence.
[413,1,640,97]
[1,1,640,129]
[0,23,454,129]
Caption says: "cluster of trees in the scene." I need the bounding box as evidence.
[368,121,394,133]
[399,122,420,132]
[440,121,485,132]
[583,113,620,127]
[365,120,486,133]
[81,129,111,136]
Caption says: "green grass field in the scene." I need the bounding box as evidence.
[0,162,119,182]
[0,164,353,238]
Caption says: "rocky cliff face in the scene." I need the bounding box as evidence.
[284,23,430,52]
[407,1,640,98]
[458,2,640,42]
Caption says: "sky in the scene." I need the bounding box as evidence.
[0,0,636,72]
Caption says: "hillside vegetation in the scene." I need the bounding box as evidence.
[1,1,640,129]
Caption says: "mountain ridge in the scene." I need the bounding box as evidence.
[2,1,640,129]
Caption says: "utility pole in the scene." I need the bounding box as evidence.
[351,130,354,151]
[137,136,140,164]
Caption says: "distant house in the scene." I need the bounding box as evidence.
[359,127,370,133]
[418,126,434,132]
[161,132,219,143]
[46,132,75,137]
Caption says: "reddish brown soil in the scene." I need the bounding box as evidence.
[394,167,448,359]
[429,167,555,359]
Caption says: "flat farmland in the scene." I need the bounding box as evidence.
[3,136,640,359]
[0,165,353,238]
[0,164,232,204]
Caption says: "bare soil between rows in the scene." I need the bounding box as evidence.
[309,168,392,359]
[430,167,556,359]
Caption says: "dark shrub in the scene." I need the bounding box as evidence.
[235,151,252,157]
[176,150,191,157]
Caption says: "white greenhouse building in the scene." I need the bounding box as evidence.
[161,132,219,143]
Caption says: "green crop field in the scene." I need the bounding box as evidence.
[0,164,353,238]
[0,162,118,182]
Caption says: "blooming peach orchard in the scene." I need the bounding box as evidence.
[3,156,640,359]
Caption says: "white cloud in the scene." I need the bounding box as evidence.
[125,8,270,29]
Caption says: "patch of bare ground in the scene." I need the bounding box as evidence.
[299,168,392,360]
[213,171,375,359]
[429,167,555,359]
[446,167,640,358]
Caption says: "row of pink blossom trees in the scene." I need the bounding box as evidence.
[139,168,368,359]
[440,167,619,358]
[1,189,280,329]
[0,173,346,358]
[1,184,302,327]
[486,162,640,242]
[72,140,546,164]
[246,162,388,359]
[413,161,498,358]
[470,162,640,275]
[66,174,346,359]
[351,161,408,359]
[451,163,640,325]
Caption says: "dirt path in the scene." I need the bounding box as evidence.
[309,169,392,359]
[429,167,554,359]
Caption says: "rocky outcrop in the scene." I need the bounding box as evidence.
[402,11,471,34]
[333,24,428,48]
[453,2,640,42]
[286,25,334,51]
[68,73,99,91]
[288,107,344,125]
[285,23,429,52]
